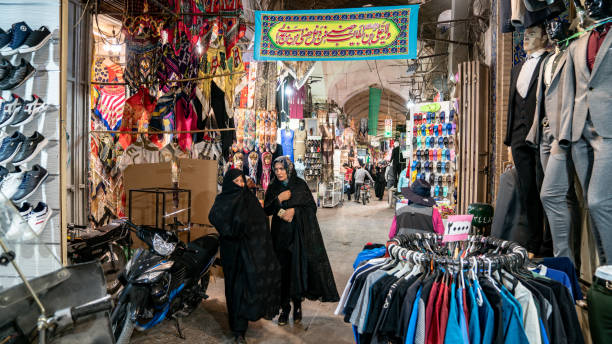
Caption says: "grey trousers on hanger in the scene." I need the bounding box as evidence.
[540,128,581,262]
[571,118,612,264]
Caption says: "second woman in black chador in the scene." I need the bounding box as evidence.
[264,156,340,326]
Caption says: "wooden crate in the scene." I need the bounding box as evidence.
[457,61,491,213]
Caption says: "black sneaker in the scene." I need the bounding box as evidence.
[0,59,11,81]
[0,58,35,90]
[0,131,26,164]
[18,26,52,54]
[0,94,23,128]
[0,22,32,56]
[10,95,46,126]
[12,132,47,166]
[11,164,48,202]
[0,28,12,50]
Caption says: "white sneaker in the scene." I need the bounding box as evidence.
[5,201,31,240]
[23,202,51,240]
[0,167,24,199]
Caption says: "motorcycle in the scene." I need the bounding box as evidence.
[67,221,130,296]
[111,220,219,343]
[360,181,372,205]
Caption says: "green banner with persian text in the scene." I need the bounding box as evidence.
[254,5,420,61]
[368,87,382,136]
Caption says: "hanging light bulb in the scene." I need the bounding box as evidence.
[197,38,203,55]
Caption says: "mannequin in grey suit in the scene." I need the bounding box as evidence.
[527,18,582,264]
[559,0,612,263]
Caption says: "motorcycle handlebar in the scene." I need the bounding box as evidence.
[70,296,113,321]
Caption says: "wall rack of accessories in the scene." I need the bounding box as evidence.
[408,101,458,212]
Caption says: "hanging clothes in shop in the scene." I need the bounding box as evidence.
[118,87,157,150]
[289,84,305,119]
[211,80,235,159]
[91,57,125,131]
[281,127,294,162]
[335,234,584,344]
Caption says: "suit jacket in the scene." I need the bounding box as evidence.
[491,168,530,245]
[504,52,549,146]
[527,51,568,147]
[559,30,612,146]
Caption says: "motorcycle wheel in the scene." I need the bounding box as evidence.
[114,303,135,344]
[200,271,210,295]
[362,194,367,205]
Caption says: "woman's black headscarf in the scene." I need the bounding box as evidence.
[272,156,296,187]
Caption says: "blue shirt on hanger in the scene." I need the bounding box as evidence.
[404,286,422,344]
[457,285,470,344]
[444,280,463,344]
[499,286,529,344]
[474,278,494,344]
[466,282,481,344]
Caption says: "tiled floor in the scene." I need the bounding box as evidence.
[131,193,393,343]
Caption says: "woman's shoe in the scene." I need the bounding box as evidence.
[293,304,302,324]
[278,309,290,326]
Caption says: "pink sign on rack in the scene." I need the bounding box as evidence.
[442,215,473,243]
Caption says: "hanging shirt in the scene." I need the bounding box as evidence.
[281,128,294,162]
[532,265,573,300]
[444,281,462,344]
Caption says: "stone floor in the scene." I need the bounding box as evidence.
[131,193,394,344]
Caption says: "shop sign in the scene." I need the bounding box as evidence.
[254,5,420,61]
[442,215,473,243]
[384,119,393,137]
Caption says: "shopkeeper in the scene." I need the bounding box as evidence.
[388,179,444,238]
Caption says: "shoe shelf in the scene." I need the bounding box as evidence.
[0,0,62,289]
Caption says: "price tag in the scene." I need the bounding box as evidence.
[442,215,473,243]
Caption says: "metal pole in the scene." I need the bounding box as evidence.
[0,238,46,316]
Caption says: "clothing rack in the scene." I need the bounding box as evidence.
[90,128,236,135]
[91,71,245,86]
[388,233,529,272]
[336,234,584,344]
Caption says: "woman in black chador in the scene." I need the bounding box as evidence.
[264,156,340,326]
[209,169,281,343]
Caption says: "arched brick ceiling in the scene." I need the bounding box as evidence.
[343,87,408,133]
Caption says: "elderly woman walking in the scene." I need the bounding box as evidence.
[264,156,339,326]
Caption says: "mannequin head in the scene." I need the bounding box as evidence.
[545,17,571,42]
[523,25,548,55]
[248,151,258,166]
[523,25,549,55]
[233,152,244,169]
[299,120,305,130]
[582,0,612,20]
[263,152,272,166]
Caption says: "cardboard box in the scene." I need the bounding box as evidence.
[123,159,219,246]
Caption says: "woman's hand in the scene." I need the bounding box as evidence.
[246,177,256,189]
[281,208,295,222]
[278,190,292,202]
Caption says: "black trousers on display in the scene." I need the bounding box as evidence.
[511,140,545,253]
